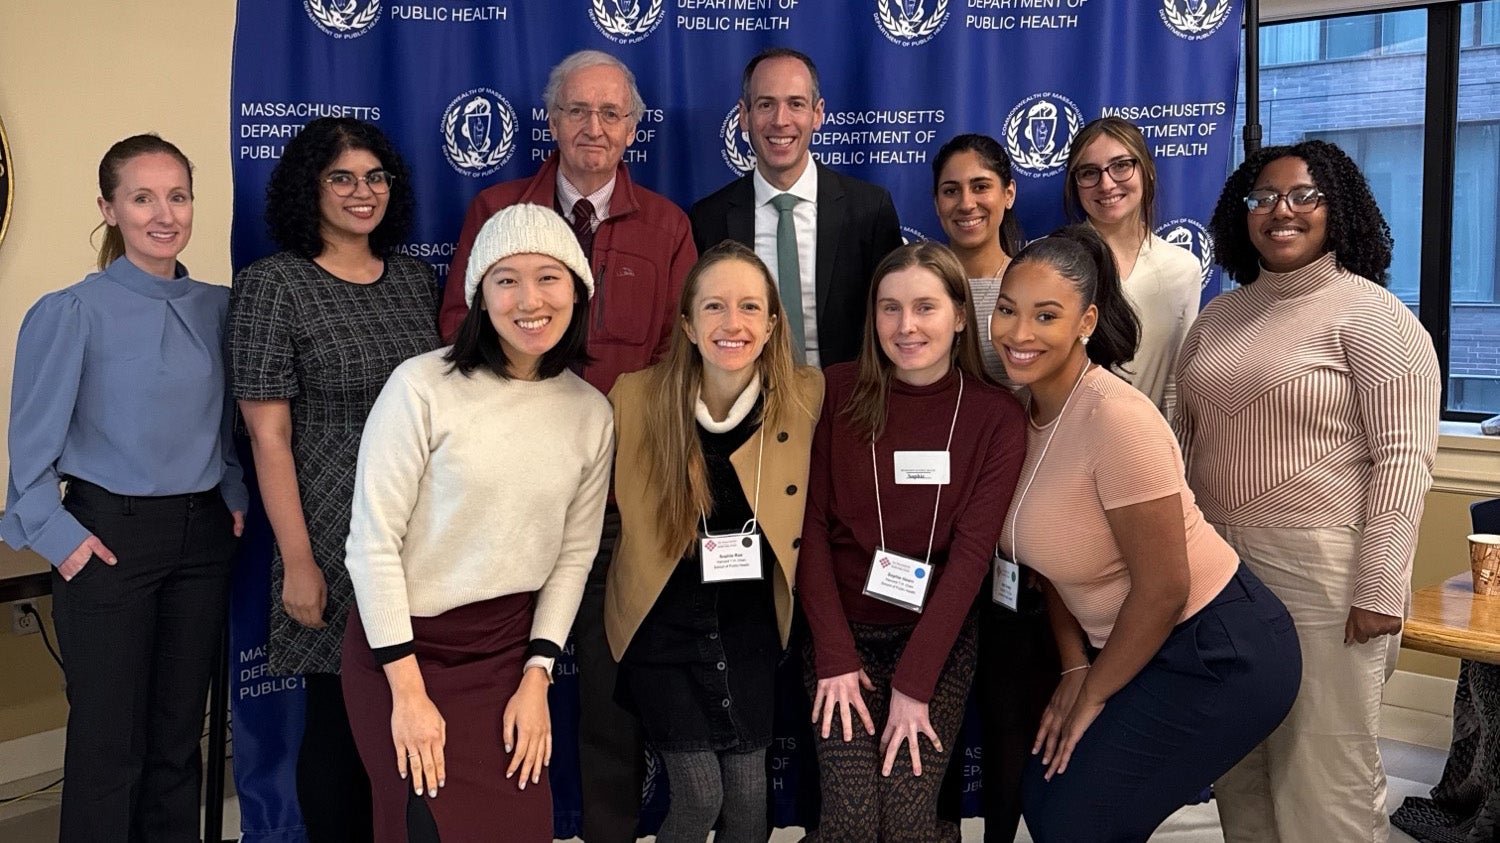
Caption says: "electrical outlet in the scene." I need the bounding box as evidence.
[10,600,41,636]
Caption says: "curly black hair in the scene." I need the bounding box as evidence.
[264,117,415,259]
[1209,140,1393,286]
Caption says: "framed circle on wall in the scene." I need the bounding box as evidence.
[0,116,11,251]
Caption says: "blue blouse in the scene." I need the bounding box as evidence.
[1,257,248,566]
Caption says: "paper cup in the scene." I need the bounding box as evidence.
[1470,533,1500,597]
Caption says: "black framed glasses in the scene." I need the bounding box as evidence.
[1244,187,1325,215]
[1072,157,1138,188]
[322,170,393,197]
[554,105,628,126]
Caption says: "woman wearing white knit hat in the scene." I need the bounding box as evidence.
[341,203,615,842]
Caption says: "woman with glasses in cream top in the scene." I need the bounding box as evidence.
[1064,117,1202,422]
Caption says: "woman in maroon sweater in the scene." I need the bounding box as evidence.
[797,241,1027,840]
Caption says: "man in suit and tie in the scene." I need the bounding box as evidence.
[690,48,903,367]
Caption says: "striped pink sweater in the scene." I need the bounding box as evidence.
[1174,253,1439,617]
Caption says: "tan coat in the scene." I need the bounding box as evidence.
[604,365,824,661]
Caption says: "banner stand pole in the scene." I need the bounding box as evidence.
[1244,0,1262,155]
[204,618,232,843]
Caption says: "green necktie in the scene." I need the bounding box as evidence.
[770,193,806,362]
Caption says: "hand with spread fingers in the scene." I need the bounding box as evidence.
[503,668,553,790]
[880,688,942,778]
[812,669,876,742]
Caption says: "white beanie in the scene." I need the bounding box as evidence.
[463,203,595,308]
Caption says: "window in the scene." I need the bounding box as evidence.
[1261,11,1427,65]
[1449,7,1500,413]
[1236,3,1500,417]
[1309,127,1424,304]
[1462,1,1500,46]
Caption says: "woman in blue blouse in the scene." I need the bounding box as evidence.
[1,134,246,843]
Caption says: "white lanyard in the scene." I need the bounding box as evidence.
[1005,361,1092,563]
[700,426,766,536]
[871,371,965,565]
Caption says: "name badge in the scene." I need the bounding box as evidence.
[699,528,764,584]
[862,547,931,613]
[893,451,950,485]
[992,552,1020,611]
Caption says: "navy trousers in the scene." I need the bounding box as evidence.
[1021,565,1302,843]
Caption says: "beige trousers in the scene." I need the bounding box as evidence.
[1212,524,1401,843]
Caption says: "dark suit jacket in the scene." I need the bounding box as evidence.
[689,161,903,367]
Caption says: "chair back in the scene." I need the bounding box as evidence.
[1473,497,1500,534]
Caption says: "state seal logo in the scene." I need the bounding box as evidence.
[1003,93,1086,179]
[1160,0,1233,41]
[720,105,756,176]
[874,0,951,46]
[589,0,667,45]
[440,89,517,178]
[1156,218,1216,289]
[304,0,381,39]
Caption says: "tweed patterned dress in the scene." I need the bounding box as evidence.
[230,251,439,676]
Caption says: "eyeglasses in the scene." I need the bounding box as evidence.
[1244,187,1325,215]
[1072,158,1138,188]
[554,105,628,126]
[322,170,393,197]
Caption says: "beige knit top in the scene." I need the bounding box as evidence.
[1174,253,1440,617]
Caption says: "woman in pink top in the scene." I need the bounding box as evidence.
[991,225,1300,842]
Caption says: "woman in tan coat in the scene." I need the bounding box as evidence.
[605,240,823,843]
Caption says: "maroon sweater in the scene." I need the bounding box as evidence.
[798,363,1026,702]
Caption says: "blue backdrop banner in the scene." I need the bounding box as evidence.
[229,2,1243,838]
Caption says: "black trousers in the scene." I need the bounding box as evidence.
[51,480,236,843]
[298,672,372,842]
[938,582,1059,842]
[575,510,645,842]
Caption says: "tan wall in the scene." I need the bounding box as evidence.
[0,0,236,743]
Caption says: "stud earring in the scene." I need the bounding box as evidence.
[1080,335,1091,346]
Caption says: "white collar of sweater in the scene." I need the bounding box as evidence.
[695,373,761,433]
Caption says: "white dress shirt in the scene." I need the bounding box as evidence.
[753,162,820,366]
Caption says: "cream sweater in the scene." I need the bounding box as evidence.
[1175,253,1440,617]
[1120,234,1203,422]
[345,349,614,650]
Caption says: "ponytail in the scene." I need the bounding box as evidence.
[1008,224,1140,373]
[93,133,194,270]
[94,223,126,271]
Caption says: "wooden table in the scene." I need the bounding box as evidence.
[1392,573,1500,842]
[1403,573,1500,664]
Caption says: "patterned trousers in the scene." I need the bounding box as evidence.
[803,616,977,842]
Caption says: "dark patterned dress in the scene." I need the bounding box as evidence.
[229,251,439,676]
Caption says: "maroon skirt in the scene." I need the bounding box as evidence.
[342,592,550,842]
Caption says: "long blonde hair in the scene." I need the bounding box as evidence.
[640,241,813,558]
[843,241,993,441]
